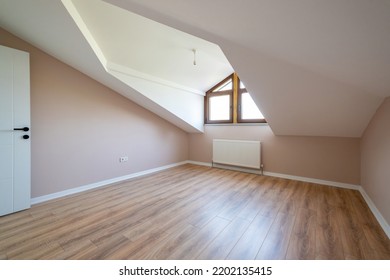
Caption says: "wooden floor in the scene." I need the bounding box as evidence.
[1,164,389,260]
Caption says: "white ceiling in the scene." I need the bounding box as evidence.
[72,0,233,94]
[1,0,389,137]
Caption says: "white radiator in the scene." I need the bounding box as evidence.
[212,139,261,169]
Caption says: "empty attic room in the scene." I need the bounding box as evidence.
[0,0,390,260]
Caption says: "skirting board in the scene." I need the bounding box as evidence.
[30,161,188,205]
[358,187,390,239]
[263,171,360,190]
[188,160,390,238]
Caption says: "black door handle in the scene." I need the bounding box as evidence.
[14,127,29,132]
[23,135,30,140]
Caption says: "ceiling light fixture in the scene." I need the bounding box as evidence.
[192,49,197,66]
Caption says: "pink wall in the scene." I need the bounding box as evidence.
[0,28,189,198]
[361,97,390,224]
[189,125,360,185]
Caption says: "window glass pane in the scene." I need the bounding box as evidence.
[209,95,230,120]
[213,79,232,92]
[241,92,264,119]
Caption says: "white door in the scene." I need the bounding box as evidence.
[0,45,31,216]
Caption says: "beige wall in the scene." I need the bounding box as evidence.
[0,28,189,198]
[189,125,360,185]
[361,97,390,224]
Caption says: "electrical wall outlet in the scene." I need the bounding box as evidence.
[119,156,128,163]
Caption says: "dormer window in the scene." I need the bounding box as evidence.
[204,73,266,124]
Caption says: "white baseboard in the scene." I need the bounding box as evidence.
[31,161,188,205]
[187,161,262,175]
[358,186,390,239]
[214,163,262,175]
[262,171,360,190]
[187,161,390,239]
[186,160,212,167]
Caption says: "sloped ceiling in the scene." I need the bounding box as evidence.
[70,0,232,94]
[1,0,389,137]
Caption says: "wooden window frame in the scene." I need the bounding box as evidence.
[205,74,266,124]
[204,74,234,124]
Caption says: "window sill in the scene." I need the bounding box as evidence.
[205,123,269,127]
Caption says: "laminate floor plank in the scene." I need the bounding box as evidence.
[196,217,251,260]
[316,207,345,260]
[255,212,296,260]
[0,214,77,252]
[226,214,273,259]
[78,234,130,260]
[301,182,320,211]
[334,191,375,260]
[166,216,231,260]
[105,230,170,260]
[145,225,199,260]
[0,213,35,231]
[0,213,56,242]
[216,184,258,221]
[124,225,198,260]
[362,224,390,257]
[285,208,316,260]
[7,241,64,260]
[279,180,306,215]
[45,240,98,260]
[236,176,273,221]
